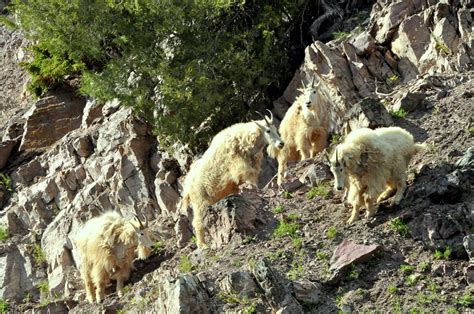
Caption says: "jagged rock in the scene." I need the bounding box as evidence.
[155,180,180,216]
[372,1,417,44]
[328,240,380,283]
[151,272,210,313]
[407,203,472,257]
[0,140,16,169]
[72,136,93,158]
[464,235,474,260]
[203,195,257,249]
[219,271,258,299]
[81,99,103,128]
[281,178,304,193]
[174,215,193,248]
[342,98,393,134]
[292,280,322,305]
[431,262,455,277]
[20,89,86,151]
[300,162,332,187]
[350,33,377,56]
[392,91,427,112]
[0,244,37,301]
[455,147,474,168]
[252,258,302,313]
[257,156,277,188]
[464,263,474,285]
[101,98,121,117]
[11,159,46,185]
[272,97,290,120]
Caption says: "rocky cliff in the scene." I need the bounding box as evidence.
[0,0,473,313]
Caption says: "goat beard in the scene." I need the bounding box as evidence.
[137,245,152,260]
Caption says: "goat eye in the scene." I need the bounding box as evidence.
[313,91,316,94]
[266,130,270,133]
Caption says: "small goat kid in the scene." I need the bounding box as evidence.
[181,111,283,248]
[75,212,153,303]
[268,78,327,185]
[329,127,425,224]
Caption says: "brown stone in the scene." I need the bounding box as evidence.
[20,89,86,151]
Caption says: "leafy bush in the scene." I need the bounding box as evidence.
[390,217,409,237]
[6,0,311,151]
[390,108,408,118]
[0,227,8,242]
[326,226,337,240]
[0,299,9,314]
[179,255,193,273]
[273,220,298,238]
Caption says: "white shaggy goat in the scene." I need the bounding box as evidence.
[329,127,426,224]
[75,212,154,303]
[181,111,284,248]
[268,78,327,185]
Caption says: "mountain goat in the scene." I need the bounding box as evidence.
[329,127,426,224]
[75,212,154,303]
[268,78,327,185]
[181,111,284,248]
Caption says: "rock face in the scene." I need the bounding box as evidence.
[279,0,472,134]
[20,88,86,151]
[252,258,302,313]
[342,97,393,134]
[203,194,257,249]
[151,272,210,313]
[329,240,381,283]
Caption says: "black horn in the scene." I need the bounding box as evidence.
[265,109,274,124]
[255,111,272,128]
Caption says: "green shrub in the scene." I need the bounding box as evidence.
[0,227,8,242]
[390,217,409,237]
[0,299,9,314]
[6,0,312,151]
[0,173,13,192]
[32,244,47,265]
[179,255,193,273]
[273,220,298,238]
[399,264,415,275]
[306,183,330,200]
[272,204,284,214]
[390,108,408,118]
[326,226,337,240]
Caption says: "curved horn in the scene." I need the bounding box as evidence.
[134,214,145,229]
[265,109,274,124]
[255,111,271,128]
[311,76,316,88]
[335,149,339,166]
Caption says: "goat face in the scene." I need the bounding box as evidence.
[257,110,284,149]
[299,79,320,120]
[132,215,154,260]
[330,148,346,191]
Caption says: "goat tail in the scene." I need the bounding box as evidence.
[414,142,429,153]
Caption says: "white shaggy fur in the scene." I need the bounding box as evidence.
[268,79,327,185]
[181,114,283,248]
[329,127,426,223]
[75,212,154,303]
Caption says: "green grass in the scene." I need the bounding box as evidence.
[179,255,193,273]
[219,292,254,307]
[388,284,398,295]
[306,183,330,200]
[272,204,284,214]
[405,274,422,286]
[273,220,299,238]
[390,217,409,237]
[419,261,430,272]
[467,126,474,136]
[326,227,337,241]
[282,191,293,199]
[0,173,13,192]
[315,251,329,261]
[434,246,451,260]
[399,264,415,275]
[332,31,351,41]
[454,293,472,307]
[390,108,408,118]
[152,241,164,255]
[330,134,342,145]
[347,264,360,280]
[388,74,399,85]
[0,299,9,314]
[0,227,9,242]
[433,36,450,55]
[292,237,303,250]
[32,244,46,265]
